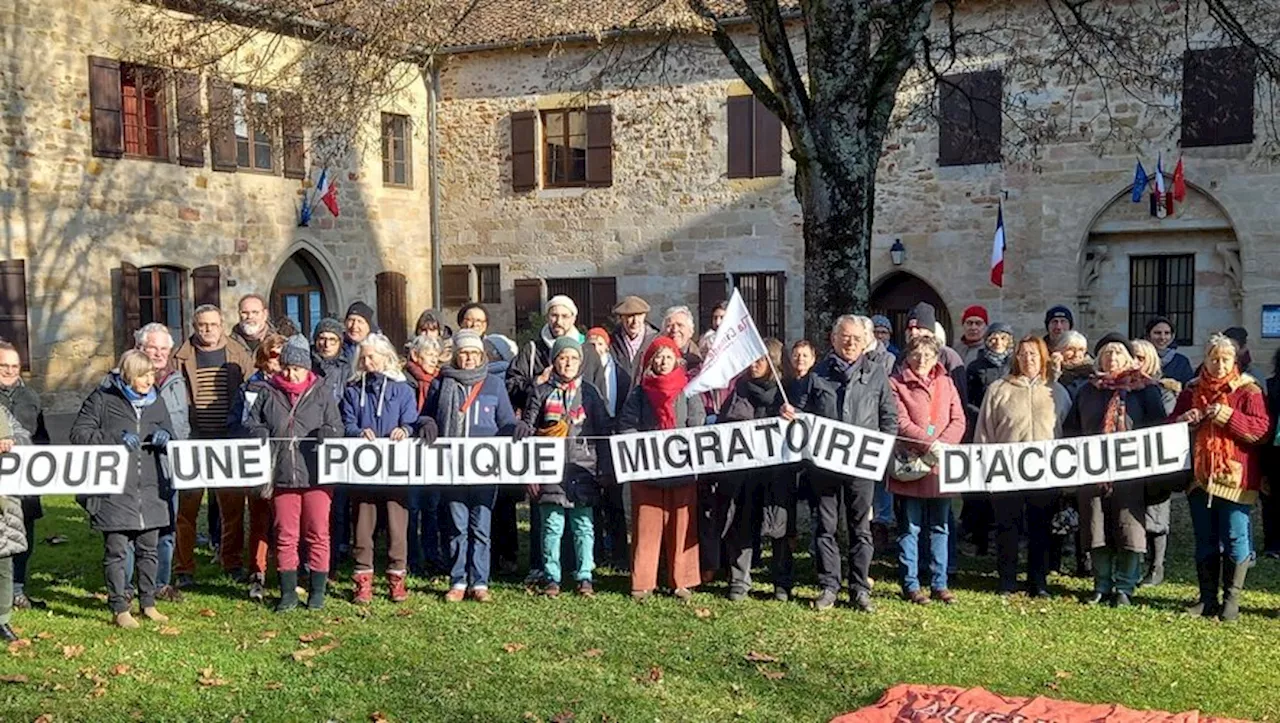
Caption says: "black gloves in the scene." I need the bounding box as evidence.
[512,421,533,442]
[417,418,439,444]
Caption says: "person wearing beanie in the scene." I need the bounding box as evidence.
[871,315,899,359]
[1065,332,1165,607]
[898,303,968,410]
[432,328,526,603]
[311,318,349,403]
[245,335,343,613]
[1044,305,1074,349]
[523,335,613,598]
[957,305,989,366]
[506,295,606,422]
[1144,316,1194,385]
[343,301,377,361]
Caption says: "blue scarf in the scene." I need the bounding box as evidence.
[114,374,157,409]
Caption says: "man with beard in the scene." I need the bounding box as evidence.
[231,294,274,353]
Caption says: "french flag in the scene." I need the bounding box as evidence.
[990,203,1005,288]
[316,168,340,217]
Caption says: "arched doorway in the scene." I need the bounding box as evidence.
[270,250,333,338]
[869,271,952,351]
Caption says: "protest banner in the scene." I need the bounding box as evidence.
[684,289,770,396]
[167,439,271,490]
[0,445,129,496]
[318,437,566,486]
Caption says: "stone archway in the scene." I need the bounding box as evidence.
[269,247,339,338]
[870,271,952,351]
[1078,182,1242,363]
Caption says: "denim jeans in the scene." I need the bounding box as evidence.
[1091,547,1142,595]
[895,496,950,593]
[446,486,498,590]
[540,505,594,584]
[1188,489,1253,564]
[407,488,446,573]
[873,479,895,526]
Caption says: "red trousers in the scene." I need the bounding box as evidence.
[630,482,700,593]
[215,489,271,574]
[273,487,332,573]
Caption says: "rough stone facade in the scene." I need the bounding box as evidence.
[2,0,433,411]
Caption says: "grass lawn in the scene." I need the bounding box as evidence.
[0,495,1277,722]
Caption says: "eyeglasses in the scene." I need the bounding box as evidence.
[0,364,19,371]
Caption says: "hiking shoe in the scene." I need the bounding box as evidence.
[931,589,956,605]
[0,624,18,643]
[673,587,693,602]
[852,592,876,612]
[813,589,838,611]
[141,606,168,622]
[1112,592,1132,608]
[1082,591,1106,606]
[470,588,493,603]
[113,612,140,629]
[444,587,466,603]
[631,590,652,602]
[388,572,409,603]
[543,583,561,598]
[352,571,374,605]
[248,573,265,603]
[576,581,595,598]
[905,590,930,605]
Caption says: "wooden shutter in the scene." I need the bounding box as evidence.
[726,95,754,179]
[207,77,237,172]
[1182,47,1255,147]
[191,265,221,309]
[0,261,31,370]
[938,71,1002,166]
[585,105,613,187]
[511,110,537,192]
[440,264,471,306]
[88,56,123,159]
[120,262,141,353]
[698,273,728,335]
[513,278,543,334]
[174,72,204,167]
[375,271,408,350]
[589,277,617,329]
[281,92,305,179]
[753,99,783,177]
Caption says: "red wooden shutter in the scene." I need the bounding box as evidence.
[440,265,471,307]
[753,98,783,177]
[726,95,754,179]
[89,56,123,159]
[207,77,237,172]
[120,262,141,353]
[191,265,221,309]
[0,261,31,370]
[511,110,537,192]
[589,277,617,329]
[281,92,306,179]
[513,278,543,334]
[585,105,613,187]
[698,273,728,335]
[375,271,408,350]
[174,71,204,167]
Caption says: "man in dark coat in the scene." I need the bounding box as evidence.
[608,296,658,393]
[0,342,47,611]
[506,295,607,413]
[806,315,898,612]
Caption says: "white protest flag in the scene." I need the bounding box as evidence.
[684,289,769,396]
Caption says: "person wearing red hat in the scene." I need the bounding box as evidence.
[956,305,989,366]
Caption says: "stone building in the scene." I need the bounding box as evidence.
[5,0,1280,411]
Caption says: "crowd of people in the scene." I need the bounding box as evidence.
[0,291,1275,637]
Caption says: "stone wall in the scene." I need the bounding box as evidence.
[1,0,434,411]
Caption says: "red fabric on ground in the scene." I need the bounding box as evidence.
[831,685,1254,723]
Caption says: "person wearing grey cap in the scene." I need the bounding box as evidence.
[609,296,659,393]
[871,315,899,359]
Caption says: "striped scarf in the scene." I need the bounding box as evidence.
[542,375,585,431]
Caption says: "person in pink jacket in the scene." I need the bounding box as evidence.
[888,336,967,604]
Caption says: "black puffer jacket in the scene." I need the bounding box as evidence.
[523,380,614,508]
[312,352,350,404]
[246,375,343,490]
[70,380,174,533]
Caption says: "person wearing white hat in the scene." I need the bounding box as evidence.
[506,295,607,414]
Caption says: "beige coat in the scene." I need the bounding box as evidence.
[973,376,1061,444]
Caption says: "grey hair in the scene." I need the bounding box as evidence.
[933,322,948,346]
[406,333,442,359]
[662,305,695,329]
[1205,333,1238,358]
[1093,341,1134,373]
[831,314,861,334]
[349,333,406,383]
[192,304,223,319]
[1056,330,1087,351]
[134,322,174,349]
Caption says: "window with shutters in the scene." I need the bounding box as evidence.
[733,272,786,340]
[938,70,1003,167]
[1129,255,1195,346]
[381,113,412,187]
[121,65,169,160]
[234,86,274,171]
[545,276,617,330]
[726,95,782,179]
[139,266,186,344]
[476,265,502,304]
[542,109,588,187]
[441,265,471,306]
[1181,47,1256,147]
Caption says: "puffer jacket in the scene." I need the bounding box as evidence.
[70,377,174,533]
[523,380,614,508]
[312,352,350,404]
[0,405,32,557]
[0,379,49,522]
[246,373,343,490]
[617,382,706,488]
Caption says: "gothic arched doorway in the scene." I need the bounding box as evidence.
[270,250,333,337]
[869,271,952,351]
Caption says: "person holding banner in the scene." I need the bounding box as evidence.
[974,335,1070,598]
[1171,333,1270,621]
[522,336,613,598]
[620,335,706,601]
[0,400,31,642]
[1066,334,1167,607]
[888,336,967,605]
[0,342,49,613]
[247,335,343,612]
[342,334,421,605]
[430,329,525,603]
[405,334,447,578]
[71,350,176,628]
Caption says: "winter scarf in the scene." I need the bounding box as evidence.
[540,325,584,349]
[271,371,317,405]
[190,334,228,354]
[1090,368,1152,434]
[437,365,489,437]
[541,374,585,433]
[1191,367,1244,490]
[114,375,158,410]
[405,360,437,412]
[740,376,780,412]
[640,337,688,430]
[979,346,1011,369]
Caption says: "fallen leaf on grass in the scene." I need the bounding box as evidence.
[744,651,777,663]
[157,626,180,636]
[290,642,339,662]
[264,682,284,691]
[35,632,54,641]
[8,639,31,654]
[581,648,603,659]
[1055,670,1073,679]
[370,713,390,722]
[694,607,713,619]
[34,714,53,723]
[503,642,526,654]
[298,630,330,643]
[199,609,217,618]
[635,666,663,685]
[88,685,108,699]
[550,711,576,723]
[197,668,228,687]
[109,664,131,677]
[521,713,542,723]
[0,674,28,684]
[394,608,414,617]
[757,665,785,681]
[62,645,85,659]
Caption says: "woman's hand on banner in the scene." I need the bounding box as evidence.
[513,421,533,442]
[361,428,376,441]
[0,439,12,454]
[389,427,408,442]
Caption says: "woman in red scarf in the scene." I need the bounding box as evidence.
[618,336,706,600]
[1170,333,1270,621]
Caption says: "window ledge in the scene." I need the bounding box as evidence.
[727,176,784,190]
[236,166,279,176]
[1177,143,1252,160]
[121,153,174,165]
[382,182,415,191]
[537,187,590,199]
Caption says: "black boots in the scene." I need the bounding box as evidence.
[1219,555,1253,622]
[1140,535,1167,587]
[307,571,328,610]
[1186,554,1220,618]
[0,623,17,643]
[277,570,299,613]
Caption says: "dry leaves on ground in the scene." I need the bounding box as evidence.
[757,665,786,681]
[290,641,339,663]
[503,642,527,654]
[62,645,85,659]
[370,713,390,722]
[157,626,180,636]
[264,681,284,691]
[395,608,414,617]
[635,666,663,685]
[694,607,713,619]
[581,648,603,659]
[7,639,31,654]
[197,668,229,687]
[550,711,576,723]
[34,632,54,641]
[199,609,217,618]
[0,674,28,684]
[298,631,330,643]
[34,714,54,723]
[109,664,131,677]
[744,651,777,663]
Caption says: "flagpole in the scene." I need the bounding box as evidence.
[766,355,792,408]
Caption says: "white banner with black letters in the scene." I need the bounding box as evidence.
[319,437,566,486]
[167,439,271,490]
[0,445,130,496]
